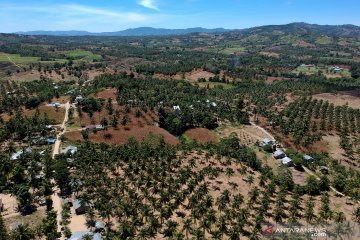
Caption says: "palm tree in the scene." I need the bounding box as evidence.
[352,206,360,223]
[10,224,35,240]
[0,214,9,240]
[182,218,192,240]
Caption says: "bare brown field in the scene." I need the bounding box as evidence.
[1,104,65,124]
[94,88,118,100]
[90,126,179,145]
[184,128,218,143]
[72,107,157,127]
[312,91,360,109]
[186,69,215,81]
[65,126,179,146]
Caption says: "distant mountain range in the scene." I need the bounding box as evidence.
[15,27,229,36]
[14,23,360,37]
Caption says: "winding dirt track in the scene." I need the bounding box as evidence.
[51,102,70,239]
[5,54,22,69]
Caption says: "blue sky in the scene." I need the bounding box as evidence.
[0,0,359,32]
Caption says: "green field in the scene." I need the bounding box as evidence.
[197,81,235,89]
[316,36,333,44]
[296,65,320,73]
[0,52,40,65]
[63,50,102,62]
[0,52,68,65]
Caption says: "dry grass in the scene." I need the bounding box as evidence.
[184,128,218,143]
[94,88,118,100]
[1,104,65,124]
[312,91,360,109]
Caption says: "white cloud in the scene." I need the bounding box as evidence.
[0,3,159,32]
[138,0,159,10]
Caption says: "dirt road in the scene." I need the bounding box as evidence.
[51,102,70,239]
[6,54,22,69]
[52,102,70,158]
[250,122,275,141]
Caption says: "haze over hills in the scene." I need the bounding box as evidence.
[15,27,229,36]
[13,23,360,37]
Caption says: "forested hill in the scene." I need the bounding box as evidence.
[237,22,360,37]
[13,23,360,37]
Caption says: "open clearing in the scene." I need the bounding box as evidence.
[94,88,118,100]
[64,126,179,145]
[62,50,102,62]
[184,128,218,143]
[313,91,360,108]
[186,69,215,81]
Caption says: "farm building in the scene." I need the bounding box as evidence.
[86,125,105,131]
[319,166,329,174]
[10,147,32,160]
[303,154,315,162]
[273,149,286,159]
[69,231,102,240]
[75,95,84,102]
[48,102,61,108]
[95,221,105,232]
[262,138,276,146]
[47,138,56,145]
[281,157,293,166]
[64,146,78,155]
[74,199,89,215]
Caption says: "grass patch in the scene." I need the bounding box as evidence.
[197,81,235,90]
[316,36,333,45]
[0,52,39,65]
[63,50,102,62]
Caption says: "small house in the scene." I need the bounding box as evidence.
[45,125,54,130]
[48,103,61,108]
[95,221,105,232]
[273,149,286,159]
[319,166,329,174]
[64,146,78,155]
[75,95,83,102]
[10,147,32,160]
[281,157,293,166]
[74,199,89,215]
[262,138,275,146]
[173,105,181,111]
[69,231,102,240]
[11,151,23,160]
[86,125,104,131]
[47,138,56,145]
[303,154,314,162]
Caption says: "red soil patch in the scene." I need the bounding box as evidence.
[94,88,118,100]
[186,69,215,81]
[74,108,157,127]
[184,128,218,143]
[91,126,179,145]
[65,127,179,146]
